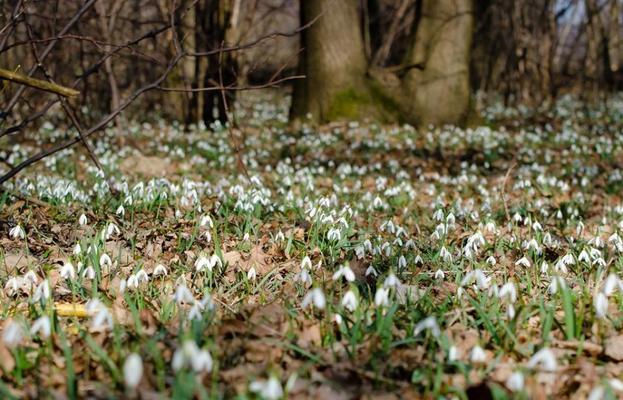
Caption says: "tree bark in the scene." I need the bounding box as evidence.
[402,0,473,126]
[291,0,474,127]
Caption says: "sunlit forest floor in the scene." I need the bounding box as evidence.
[2,93,623,399]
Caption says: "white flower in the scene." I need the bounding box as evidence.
[249,376,283,400]
[247,266,257,281]
[594,292,609,319]
[602,273,620,296]
[383,272,401,288]
[153,264,168,277]
[2,321,23,347]
[413,316,440,337]
[32,279,50,303]
[194,254,222,273]
[123,353,143,389]
[275,230,285,242]
[548,276,566,294]
[374,287,390,307]
[116,205,125,217]
[460,269,490,290]
[30,315,51,339]
[470,345,487,363]
[78,213,88,226]
[434,269,445,280]
[174,284,195,304]
[81,266,96,280]
[73,243,82,255]
[588,386,604,400]
[498,282,517,303]
[301,288,326,310]
[99,253,112,269]
[527,347,557,372]
[301,256,312,270]
[448,345,459,361]
[200,215,213,228]
[172,340,213,373]
[105,222,120,239]
[610,378,623,392]
[327,228,341,242]
[365,265,378,277]
[9,225,25,240]
[332,264,355,282]
[4,277,22,296]
[91,308,113,331]
[506,371,524,392]
[341,290,358,311]
[60,262,75,280]
[515,257,531,268]
[296,268,312,286]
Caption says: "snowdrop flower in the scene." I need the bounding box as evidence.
[327,228,341,242]
[73,243,82,255]
[588,386,604,400]
[174,284,195,305]
[81,266,96,280]
[383,272,401,288]
[249,376,283,400]
[414,254,423,264]
[498,282,517,303]
[200,215,213,228]
[116,205,125,217]
[365,265,378,277]
[9,225,25,240]
[32,279,50,303]
[99,253,112,269]
[578,250,590,264]
[341,290,358,311]
[60,262,75,280]
[486,256,497,266]
[602,273,620,296]
[172,340,213,373]
[247,266,257,281]
[515,257,531,268]
[153,264,168,277]
[413,316,440,337]
[470,345,487,363]
[78,214,88,226]
[333,314,343,325]
[105,222,120,239]
[194,254,222,273]
[374,287,390,307]
[448,345,459,361]
[332,264,355,282]
[30,315,51,339]
[91,308,113,331]
[548,276,566,295]
[594,292,608,319]
[275,230,285,242]
[4,277,21,296]
[506,371,524,392]
[296,268,312,286]
[2,321,23,348]
[397,255,407,269]
[439,246,452,262]
[460,269,490,290]
[301,256,312,270]
[527,347,557,371]
[434,269,445,280]
[301,288,326,310]
[123,353,143,389]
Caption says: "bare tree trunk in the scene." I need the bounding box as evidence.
[403,0,473,126]
[291,0,375,122]
[291,0,473,127]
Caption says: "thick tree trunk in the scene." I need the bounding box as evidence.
[403,0,473,126]
[291,0,389,122]
[291,0,473,127]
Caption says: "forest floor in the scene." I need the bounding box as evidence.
[2,94,623,399]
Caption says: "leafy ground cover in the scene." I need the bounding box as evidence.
[2,94,623,398]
